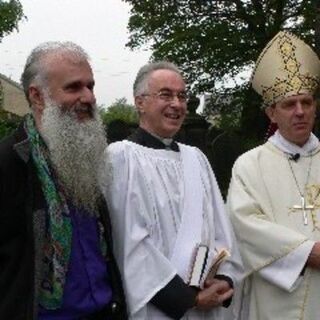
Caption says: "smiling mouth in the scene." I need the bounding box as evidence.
[74,104,94,119]
[165,113,180,120]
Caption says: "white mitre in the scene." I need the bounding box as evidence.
[251,31,320,107]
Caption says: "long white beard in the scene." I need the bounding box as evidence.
[40,101,109,215]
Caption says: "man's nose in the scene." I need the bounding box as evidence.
[80,87,96,105]
[295,102,305,116]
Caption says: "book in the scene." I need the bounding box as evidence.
[206,248,230,280]
[188,246,230,288]
[188,244,209,287]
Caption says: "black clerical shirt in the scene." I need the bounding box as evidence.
[127,127,179,151]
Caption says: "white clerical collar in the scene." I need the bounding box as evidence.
[149,132,173,148]
[268,130,319,156]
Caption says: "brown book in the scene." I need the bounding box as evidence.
[206,248,230,280]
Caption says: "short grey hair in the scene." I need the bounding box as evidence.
[133,61,182,97]
[21,41,89,102]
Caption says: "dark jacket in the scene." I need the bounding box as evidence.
[0,122,127,320]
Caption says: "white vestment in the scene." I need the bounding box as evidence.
[101,140,243,319]
[227,137,320,320]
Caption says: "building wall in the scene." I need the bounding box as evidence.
[0,74,29,117]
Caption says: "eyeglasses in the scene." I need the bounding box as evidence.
[142,90,188,102]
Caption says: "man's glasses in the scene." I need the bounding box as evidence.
[142,90,188,102]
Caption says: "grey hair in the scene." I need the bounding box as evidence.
[21,41,90,102]
[133,61,182,97]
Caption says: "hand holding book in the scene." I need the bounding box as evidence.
[195,278,234,311]
[188,245,230,288]
[188,245,233,310]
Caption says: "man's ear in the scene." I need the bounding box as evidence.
[265,106,276,123]
[135,95,145,114]
[28,85,45,113]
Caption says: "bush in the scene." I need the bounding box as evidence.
[0,110,19,139]
[100,98,138,126]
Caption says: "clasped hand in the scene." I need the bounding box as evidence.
[195,278,233,311]
[307,241,320,269]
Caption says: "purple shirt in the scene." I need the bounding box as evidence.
[38,207,112,320]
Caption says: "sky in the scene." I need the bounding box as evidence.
[0,0,151,107]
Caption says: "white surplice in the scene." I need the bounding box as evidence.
[227,132,320,320]
[101,140,243,319]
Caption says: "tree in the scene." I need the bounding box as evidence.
[315,0,320,56]
[0,0,24,42]
[0,109,19,139]
[0,0,24,137]
[123,0,316,140]
[100,98,138,125]
[100,98,138,142]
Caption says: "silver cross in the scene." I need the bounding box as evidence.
[291,196,314,225]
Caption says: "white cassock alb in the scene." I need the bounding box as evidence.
[227,131,320,320]
[101,140,243,319]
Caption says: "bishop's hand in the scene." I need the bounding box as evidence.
[195,278,233,311]
[307,241,320,269]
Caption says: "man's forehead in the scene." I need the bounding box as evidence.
[149,69,185,87]
[43,52,90,71]
[279,93,314,104]
[44,55,92,80]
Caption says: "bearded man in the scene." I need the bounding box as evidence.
[0,42,127,320]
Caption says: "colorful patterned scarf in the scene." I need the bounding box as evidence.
[25,115,72,309]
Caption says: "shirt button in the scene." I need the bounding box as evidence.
[111,302,119,313]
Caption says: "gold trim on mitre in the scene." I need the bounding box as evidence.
[251,31,320,107]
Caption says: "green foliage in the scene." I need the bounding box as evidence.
[100,98,138,143]
[0,0,24,42]
[0,82,17,139]
[0,109,19,139]
[203,85,245,131]
[0,79,4,108]
[124,0,315,92]
[100,98,138,125]
[123,0,316,139]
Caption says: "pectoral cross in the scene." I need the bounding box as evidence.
[291,196,314,225]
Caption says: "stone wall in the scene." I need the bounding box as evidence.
[0,73,29,117]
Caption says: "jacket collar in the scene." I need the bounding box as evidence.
[13,120,31,163]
